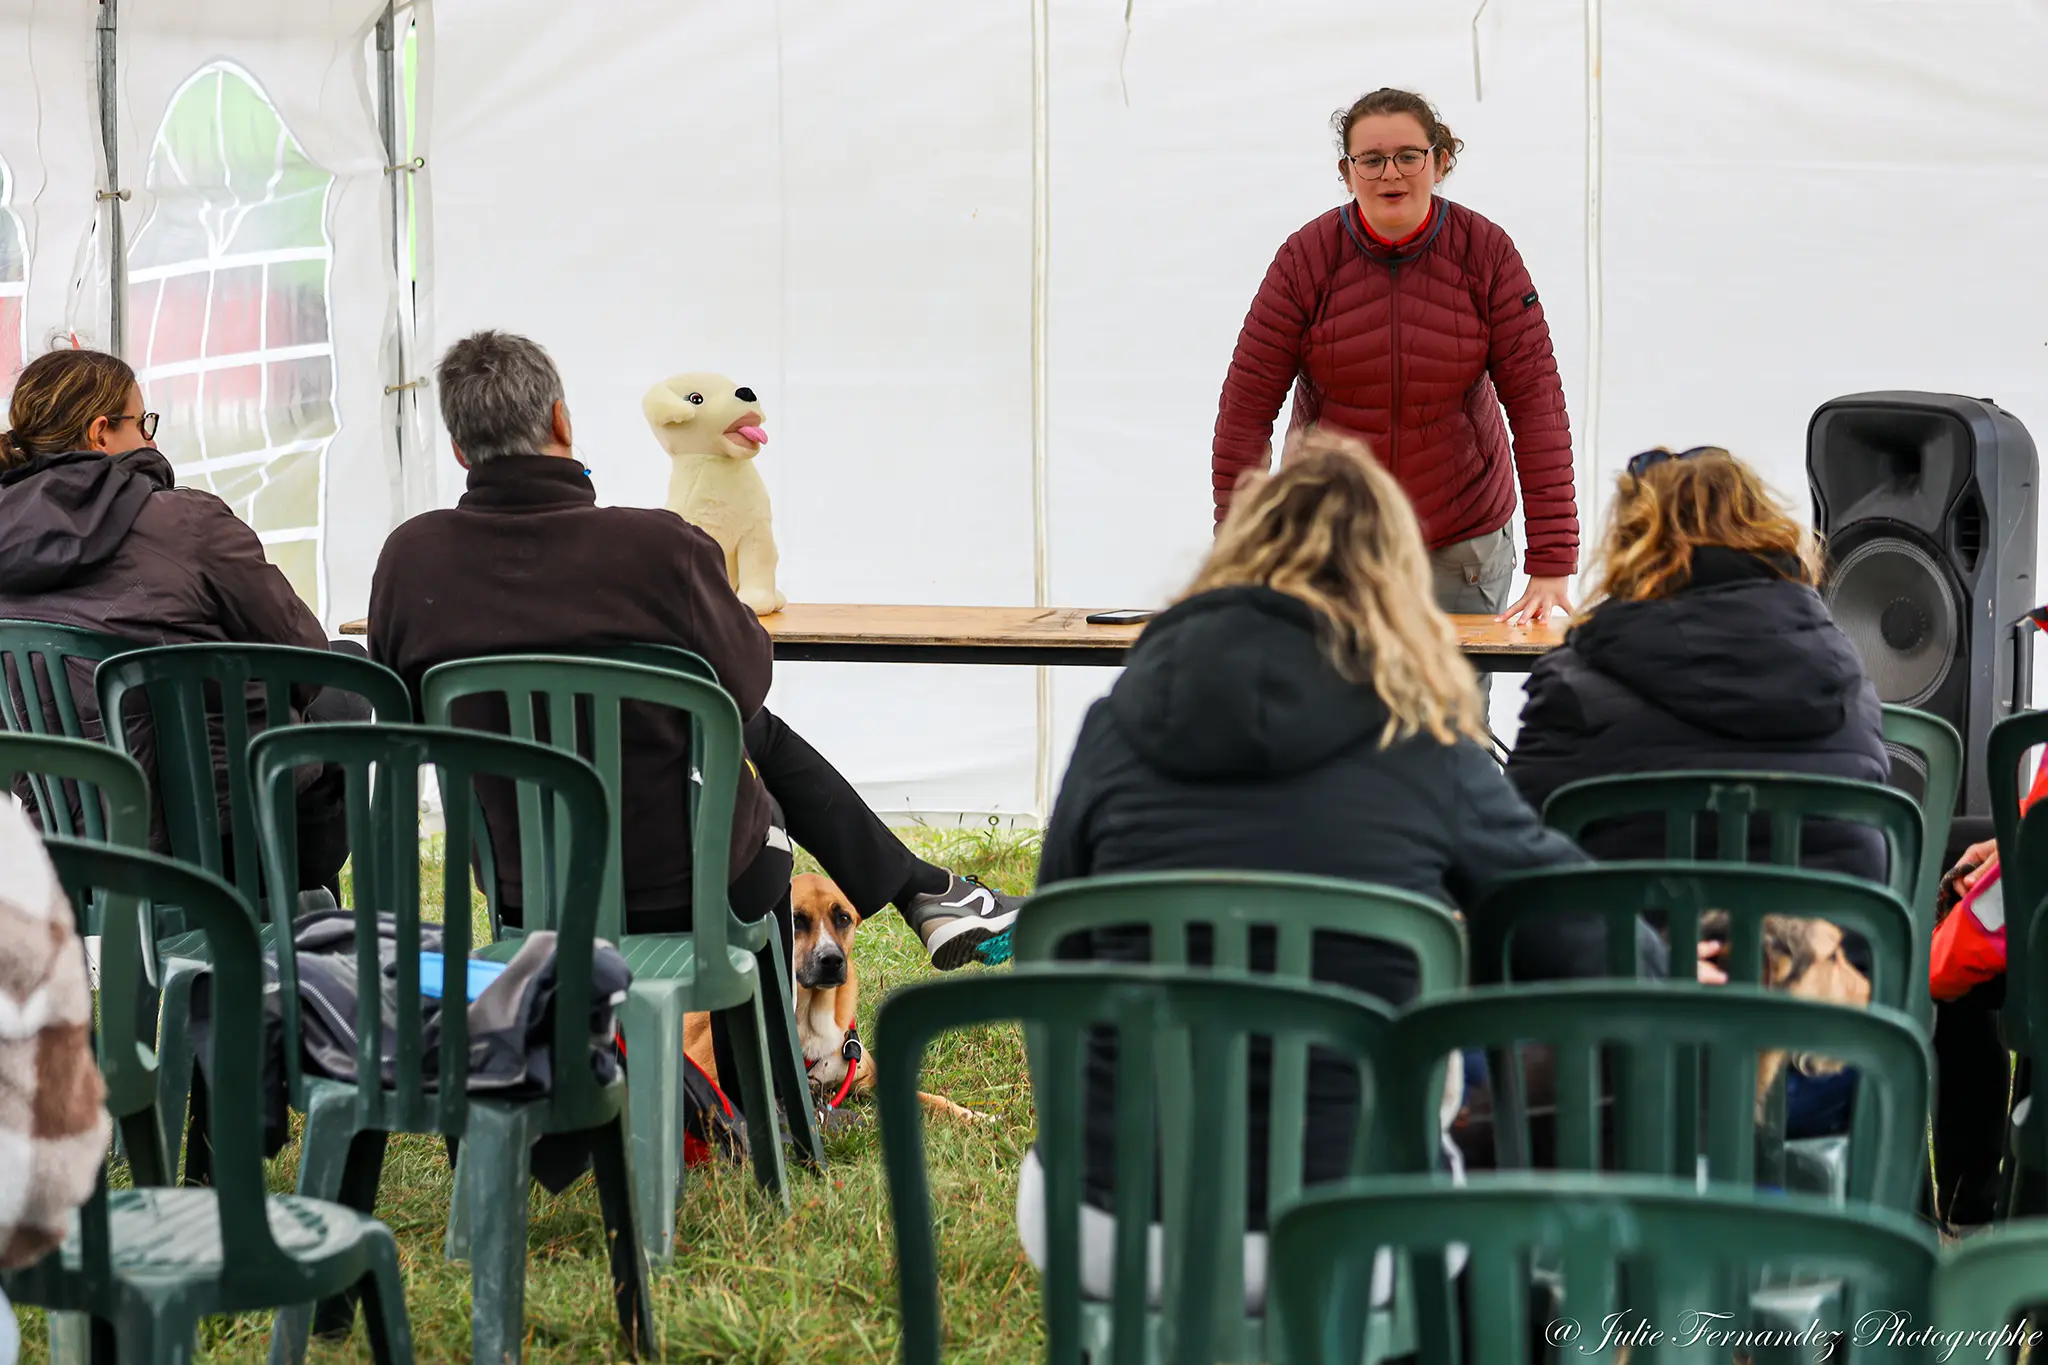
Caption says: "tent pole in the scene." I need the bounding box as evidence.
[1582,0,1605,507]
[96,0,124,356]
[376,4,413,502]
[1030,0,1052,823]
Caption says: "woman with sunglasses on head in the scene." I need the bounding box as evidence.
[1212,87,1578,634]
[0,346,363,893]
[1505,445,1886,874]
[1505,448,1887,1147]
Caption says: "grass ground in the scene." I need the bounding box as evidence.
[18,824,1049,1364]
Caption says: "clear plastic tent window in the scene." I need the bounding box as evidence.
[126,62,337,615]
[0,158,24,400]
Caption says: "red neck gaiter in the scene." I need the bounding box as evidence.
[1356,196,1439,250]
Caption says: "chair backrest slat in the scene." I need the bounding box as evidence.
[1470,860,1920,1026]
[1269,1173,1939,1365]
[94,643,411,906]
[1544,769,1922,902]
[1934,1222,2048,1338]
[1383,982,1930,1210]
[1882,704,1961,912]
[874,966,1393,1365]
[248,722,611,1134]
[0,621,132,833]
[1014,871,1466,1000]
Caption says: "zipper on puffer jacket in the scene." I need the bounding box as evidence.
[1389,264,1402,468]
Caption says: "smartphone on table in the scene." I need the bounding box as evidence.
[1085,609,1155,625]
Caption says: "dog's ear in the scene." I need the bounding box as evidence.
[1758,915,1815,988]
[643,383,701,428]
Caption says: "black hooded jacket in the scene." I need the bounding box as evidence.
[0,450,165,590]
[0,447,329,846]
[1506,547,1891,881]
[1034,585,1585,1222]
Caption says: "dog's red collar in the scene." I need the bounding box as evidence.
[805,1020,863,1110]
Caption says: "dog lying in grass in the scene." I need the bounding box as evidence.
[684,873,983,1122]
[1698,910,1871,1117]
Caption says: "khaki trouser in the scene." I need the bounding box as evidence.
[1431,525,1517,705]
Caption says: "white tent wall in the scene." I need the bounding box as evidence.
[401,1,2048,818]
[113,0,397,631]
[1596,0,2048,649]
[0,2,102,373]
[424,0,1040,820]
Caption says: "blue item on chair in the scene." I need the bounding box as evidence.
[418,951,509,1003]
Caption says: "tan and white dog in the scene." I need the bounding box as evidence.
[643,372,784,615]
[684,874,982,1121]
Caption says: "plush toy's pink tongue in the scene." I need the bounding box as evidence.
[737,425,768,446]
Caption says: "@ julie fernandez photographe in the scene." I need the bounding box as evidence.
[1546,1309,2042,1359]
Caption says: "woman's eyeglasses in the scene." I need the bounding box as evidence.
[1344,148,1431,177]
[107,412,160,441]
[1626,445,1716,480]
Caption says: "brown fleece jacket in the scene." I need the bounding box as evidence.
[369,455,775,921]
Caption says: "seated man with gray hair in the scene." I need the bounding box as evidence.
[368,331,1017,1046]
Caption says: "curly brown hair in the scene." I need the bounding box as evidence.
[1584,448,1823,611]
[1331,88,1464,183]
[1187,430,1486,748]
[0,348,139,470]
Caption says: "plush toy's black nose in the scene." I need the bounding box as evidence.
[734,386,757,403]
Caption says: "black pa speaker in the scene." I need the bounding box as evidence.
[1808,392,2038,817]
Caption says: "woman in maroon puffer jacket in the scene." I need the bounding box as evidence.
[1213,88,1579,628]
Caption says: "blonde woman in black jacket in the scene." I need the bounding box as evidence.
[1019,432,1590,1319]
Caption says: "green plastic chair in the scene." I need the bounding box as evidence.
[1989,710,2048,1048]
[94,642,413,1181]
[1881,703,1962,918]
[1542,770,1928,1030]
[0,839,413,1364]
[95,641,414,903]
[1932,1222,2048,1343]
[1984,711,2048,1220]
[875,964,1396,1365]
[1381,982,1930,1211]
[1013,870,1466,998]
[1467,861,1920,1202]
[1268,1172,1938,1365]
[1010,872,1460,1359]
[248,722,652,1364]
[420,654,816,1267]
[0,734,165,1185]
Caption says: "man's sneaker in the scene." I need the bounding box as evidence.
[974,927,1014,967]
[903,874,1021,970]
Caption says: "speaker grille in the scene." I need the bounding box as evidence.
[1827,536,1958,705]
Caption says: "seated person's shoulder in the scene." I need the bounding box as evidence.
[377,506,468,557]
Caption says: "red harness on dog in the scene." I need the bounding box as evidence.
[806,1021,864,1110]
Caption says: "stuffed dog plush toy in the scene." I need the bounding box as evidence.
[643,372,784,615]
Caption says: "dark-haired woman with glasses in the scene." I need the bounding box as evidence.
[1505,445,1889,950]
[0,346,363,893]
[1212,87,1579,633]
